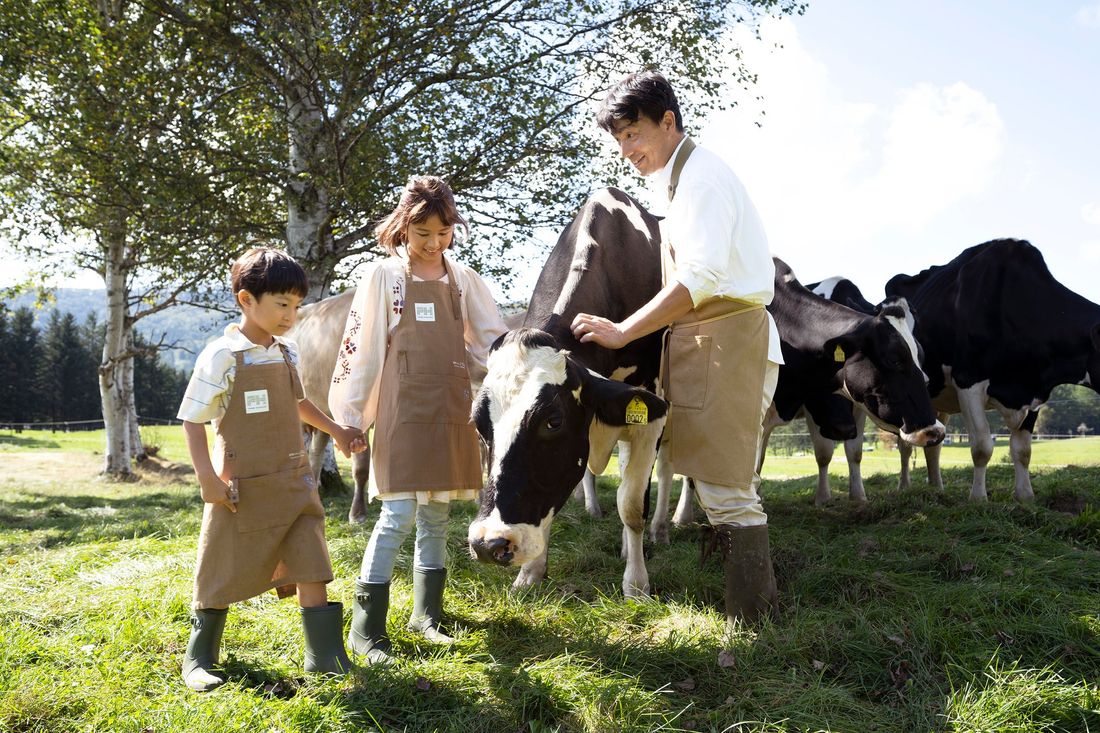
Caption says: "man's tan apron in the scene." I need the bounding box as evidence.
[192,346,332,609]
[660,138,770,489]
[372,261,483,493]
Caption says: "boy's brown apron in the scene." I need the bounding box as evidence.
[659,138,770,488]
[372,260,482,493]
[192,345,332,609]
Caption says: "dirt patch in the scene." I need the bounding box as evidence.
[2,452,102,483]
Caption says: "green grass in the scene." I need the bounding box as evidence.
[0,432,1098,732]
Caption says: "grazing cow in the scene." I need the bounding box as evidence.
[885,238,1100,501]
[762,260,945,506]
[467,187,668,597]
[799,277,929,504]
[285,291,374,523]
[662,261,945,518]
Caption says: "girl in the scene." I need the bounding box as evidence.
[329,176,507,664]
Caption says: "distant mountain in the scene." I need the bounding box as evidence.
[5,289,234,372]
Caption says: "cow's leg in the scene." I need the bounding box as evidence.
[1007,428,1035,501]
[650,441,673,543]
[349,445,371,524]
[305,428,328,484]
[925,413,947,489]
[672,476,695,525]
[957,383,993,501]
[573,469,602,518]
[512,521,552,589]
[805,415,836,506]
[845,410,867,502]
[618,421,663,598]
[897,440,913,490]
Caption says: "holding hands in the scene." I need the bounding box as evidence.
[333,425,368,457]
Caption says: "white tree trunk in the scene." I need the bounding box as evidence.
[126,331,146,462]
[284,12,334,302]
[99,212,135,477]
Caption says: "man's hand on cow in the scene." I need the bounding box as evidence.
[571,313,628,349]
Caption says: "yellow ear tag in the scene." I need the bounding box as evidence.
[834,345,846,363]
[625,396,649,425]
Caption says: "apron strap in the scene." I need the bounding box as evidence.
[667,137,696,202]
[276,342,305,400]
[443,257,461,319]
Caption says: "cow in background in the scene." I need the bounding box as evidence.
[285,290,374,523]
[468,187,667,598]
[885,238,1100,501]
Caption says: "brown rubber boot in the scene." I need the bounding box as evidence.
[716,524,779,625]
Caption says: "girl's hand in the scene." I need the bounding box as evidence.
[333,426,366,457]
[198,474,237,513]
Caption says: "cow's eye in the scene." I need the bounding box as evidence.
[541,412,564,435]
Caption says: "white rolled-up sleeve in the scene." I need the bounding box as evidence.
[328,264,392,431]
[459,267,509,386]
[177,344,234,424]
[668,181,736,307]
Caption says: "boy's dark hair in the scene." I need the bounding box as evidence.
[597,70,683,133]
[230,246,309,300]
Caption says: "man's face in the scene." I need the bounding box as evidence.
[609,110,681,177]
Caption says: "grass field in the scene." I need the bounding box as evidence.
[0,428,1098,732]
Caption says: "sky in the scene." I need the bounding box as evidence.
[6,1,1100,309]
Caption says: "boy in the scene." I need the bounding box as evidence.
[177,246,365,691]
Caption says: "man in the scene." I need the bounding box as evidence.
[571,70,783,623]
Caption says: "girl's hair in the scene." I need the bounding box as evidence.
[374,176,469,256]
[231,246,308,299]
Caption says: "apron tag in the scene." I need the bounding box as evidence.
[244,389,270,414]
[833,345,846,363]
[414,302,436,322]
[625,396,649,425]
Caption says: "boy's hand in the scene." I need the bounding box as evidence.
[198,474,237,513]
[333,425,366,457]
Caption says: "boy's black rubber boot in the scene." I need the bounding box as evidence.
[301,601,353,674]
[182,607,228,692]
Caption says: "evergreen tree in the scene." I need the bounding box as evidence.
[0,309,12,421]
[6,308,45,422]
[133,332,188,419]
[40,311,100,422]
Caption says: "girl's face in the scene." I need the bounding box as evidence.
[406,214,453,265]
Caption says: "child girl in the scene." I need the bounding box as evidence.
[329,176,507,664]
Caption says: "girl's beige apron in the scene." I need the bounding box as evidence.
[660,138,769,488]
[372,260,482,493]
[192,346,332,609]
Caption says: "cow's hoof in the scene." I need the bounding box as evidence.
[968,492,989,503]
[1014,489,1035,502]
[649,526,669,545]
[347,511,366,525]
[585,504,603,519]
[623,584,651,600]
[512,569,545,589]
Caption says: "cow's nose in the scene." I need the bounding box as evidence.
[470,537,515,566]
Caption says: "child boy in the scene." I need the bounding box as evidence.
[177,246,365,691]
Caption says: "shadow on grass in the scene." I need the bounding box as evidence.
[0,432,63,449]
[0,490,200,550]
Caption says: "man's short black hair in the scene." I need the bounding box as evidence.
[597,70,684,133]
[230,246,308,301]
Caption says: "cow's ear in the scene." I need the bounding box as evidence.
[578,370,668,427]
[472,390,493,443]
[823,333,859,364]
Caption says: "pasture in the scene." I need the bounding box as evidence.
[1,428,1098,732]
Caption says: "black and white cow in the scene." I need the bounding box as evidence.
[797,277,929,504]
[759,259,945,503]
[654,259,946,530]
[467,187,668,598]
[885,238,1100,501]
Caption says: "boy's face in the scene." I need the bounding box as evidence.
[238,290,304,339]
[608,109,682,177]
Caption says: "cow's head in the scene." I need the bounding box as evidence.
[467,328,666,566]
[826,304,945,446]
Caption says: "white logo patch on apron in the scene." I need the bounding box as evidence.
[414,302,436,322]
[244,389,270,414]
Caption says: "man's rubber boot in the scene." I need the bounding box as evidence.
[347,579,394,665]
[182,607,228,692]
[407,567,454,644]
[300,602,353,675]
[718,524,779,625]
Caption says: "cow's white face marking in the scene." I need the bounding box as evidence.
[482,342,568,480]
[552,191,652,316]
[467,506,556,565]
[883,311,921,368]
[812,277,843,300]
